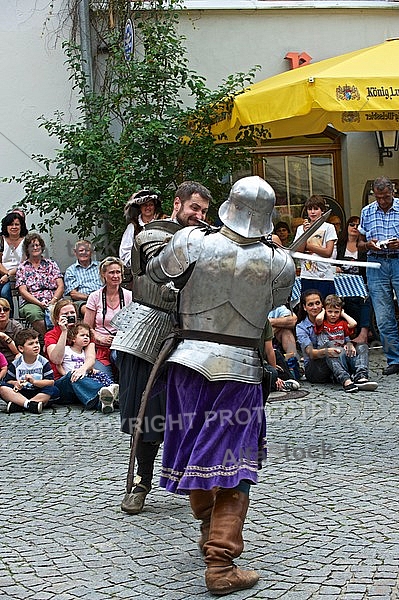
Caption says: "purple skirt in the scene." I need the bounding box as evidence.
[160,364,267,495]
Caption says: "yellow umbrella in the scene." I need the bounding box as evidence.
[213,38,399,142]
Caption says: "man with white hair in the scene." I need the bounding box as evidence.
[64,240,102,317]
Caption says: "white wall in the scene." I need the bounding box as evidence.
[177,7,399,211]
[0,1,79,269]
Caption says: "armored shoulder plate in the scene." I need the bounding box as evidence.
[131,220,182,276]
[147,226,207,283]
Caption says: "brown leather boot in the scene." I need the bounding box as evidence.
[203,488,259,596]
[189,489,216,553]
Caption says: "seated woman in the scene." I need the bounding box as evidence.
[0,298,23,363]
[16,233,64,336]
[296,288,334,383]
[336,216,371,345]
[44,299,118,413]
[84,257,132,376]
[0,211,28,317]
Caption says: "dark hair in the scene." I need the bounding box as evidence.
[66,322,91,346]
[336,216,368,280]
[123,189,163,233]
[304,195,327,213]
[15,328,39,348]
[1,212,28,237]
[274,221,291,233]
[297,288,324,322]
[23,232,45,257]
[175,181,213,204]
[337,215,360,250]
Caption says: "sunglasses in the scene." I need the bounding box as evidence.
[0,307,10,313]
[349,222,359,228]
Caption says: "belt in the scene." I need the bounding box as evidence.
[178,329,260,349]
[369,252,399,259]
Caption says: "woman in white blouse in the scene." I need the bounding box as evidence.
[0,211,28,317]
[119,190,163,268]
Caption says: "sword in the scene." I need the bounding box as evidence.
[288,210,332,252]
[123,334,177,497]
[278,210,380,269]
[290,251,380,269]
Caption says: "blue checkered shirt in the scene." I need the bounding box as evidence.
[359,198,399,245]
[64,260,102,296]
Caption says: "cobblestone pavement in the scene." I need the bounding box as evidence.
[1,351,399,600]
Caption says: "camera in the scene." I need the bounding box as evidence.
[376,238,398,250]
[67,315,76,324]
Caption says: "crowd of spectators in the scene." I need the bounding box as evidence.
[2,176,398,415]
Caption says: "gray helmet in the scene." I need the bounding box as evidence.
[218,176,275,238]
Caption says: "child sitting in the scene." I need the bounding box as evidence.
[58,322,118,414]
[0,328,60,413]
[314,294,377,393]
[263,319,300,393]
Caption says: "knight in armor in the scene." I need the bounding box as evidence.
[142,176,295,595]
[111,182,212,515]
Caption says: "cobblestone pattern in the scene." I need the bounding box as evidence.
[1,352,399,599]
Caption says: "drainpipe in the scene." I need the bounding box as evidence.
[78,0,93,95]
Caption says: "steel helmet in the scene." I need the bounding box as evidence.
[218,176,275,238]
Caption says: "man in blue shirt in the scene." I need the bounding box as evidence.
[64,240,102,317]
[358,176,399,375]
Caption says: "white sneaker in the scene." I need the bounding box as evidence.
[99,386,115,414]
[281,379,300,392]
[109,383,119,402]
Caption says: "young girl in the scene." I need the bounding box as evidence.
[58,323,119,413]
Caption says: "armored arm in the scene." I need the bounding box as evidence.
[146,226,206,286]
[271,247,296,308]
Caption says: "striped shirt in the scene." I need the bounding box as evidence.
[359,198,399,247]
[64,260,102,296]
[6,354,54,384]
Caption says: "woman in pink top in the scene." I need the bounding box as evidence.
[84,257,132,375]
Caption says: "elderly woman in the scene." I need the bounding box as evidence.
[84,257,132,375]
[119,190,163,268]
[16,233,64,336]
[0,298,23,363]
[0,211,28,316]
[44,299,118,412]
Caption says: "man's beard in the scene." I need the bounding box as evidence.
[176,209,196,228]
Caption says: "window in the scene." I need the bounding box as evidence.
[250,129,343,226]
[262,153,335,220]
